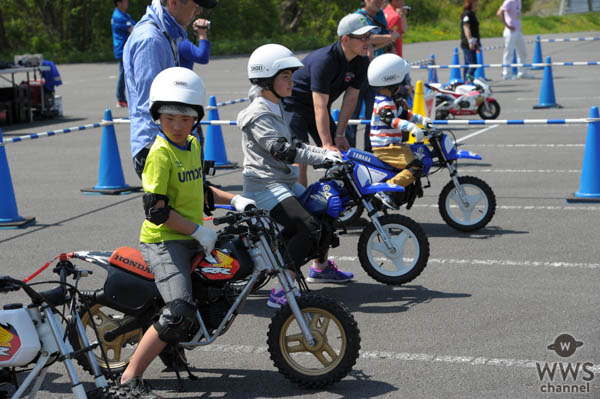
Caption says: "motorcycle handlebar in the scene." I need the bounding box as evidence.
[212,207,264,226]
[213,212,237,226]
[0,276,47,304]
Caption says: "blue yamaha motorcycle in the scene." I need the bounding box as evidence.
[297,156,430,286]
[337,126,496,232]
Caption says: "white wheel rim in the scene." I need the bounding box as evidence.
[366,222,420,277]
[444,183,489,226]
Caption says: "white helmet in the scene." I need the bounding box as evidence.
[247,44,303,80]
[149,67,206,122]
[368,53,411,88]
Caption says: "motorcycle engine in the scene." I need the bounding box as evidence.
[191,278,231,332]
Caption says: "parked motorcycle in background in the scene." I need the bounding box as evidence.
[426,78,501,120]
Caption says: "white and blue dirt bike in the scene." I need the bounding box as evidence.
[337,126,496,232]
[297,157,430,286]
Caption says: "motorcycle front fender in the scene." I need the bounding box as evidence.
[485,96,497,103]
[456,150,482,160]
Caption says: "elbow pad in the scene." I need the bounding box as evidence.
[143,193,171,225]
[271,137,297,164]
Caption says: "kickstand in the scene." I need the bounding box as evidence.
[170,348,198,392]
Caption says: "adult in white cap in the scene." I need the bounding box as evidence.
[282,13,376,187]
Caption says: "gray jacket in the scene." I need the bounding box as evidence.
[237,95,329,192]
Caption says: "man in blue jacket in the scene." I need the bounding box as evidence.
[112,0,136,108]
[123,0,217,179]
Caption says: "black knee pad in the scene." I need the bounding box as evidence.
[153,299,198,344]
[270,197,321,265]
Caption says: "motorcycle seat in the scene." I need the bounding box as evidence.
[346,148,401,173]
[109,247,206,281]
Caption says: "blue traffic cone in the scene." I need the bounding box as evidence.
[533,56,562,109]
[204,96,237,168]
[531,35,543,70]
[448,48,463,85]
[81,109,141,194]
[428,53,438,86]
[474,50,488,81]
[0,129,35,228]
[512,50,518,76]
[567,106,600,203]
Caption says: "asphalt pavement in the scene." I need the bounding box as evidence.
[1,32,599,398]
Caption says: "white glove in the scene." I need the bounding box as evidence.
[230,194,256,211]
[191,224,217,255]
[409,124,424,143]
[324,150,343,163]
[421,117,433,127]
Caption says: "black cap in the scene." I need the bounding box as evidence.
[194,0,218,8]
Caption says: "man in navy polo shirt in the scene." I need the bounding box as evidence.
[282,13,376,187]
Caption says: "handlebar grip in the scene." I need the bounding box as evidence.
[0,276,23,293]
[213,213,237,226]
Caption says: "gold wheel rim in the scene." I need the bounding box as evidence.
[79,304,143,370]
[279,307,347,376]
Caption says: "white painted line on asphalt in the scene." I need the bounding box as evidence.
[459,168,580,173]
[194,344,600,374]
[409,204,600,211]
[455,125,499,144]
[330,256,600,270]
[464,144,584,148]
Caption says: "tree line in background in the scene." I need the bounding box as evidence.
[0,0,550,63]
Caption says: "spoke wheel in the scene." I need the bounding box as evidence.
[357,214,430,285]
[71,303,143,376]
[267,294,360,388]
[438,175,496,232]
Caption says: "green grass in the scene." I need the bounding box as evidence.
[210,12,600,57]
[2,12,598,62]
[404,11,600,44]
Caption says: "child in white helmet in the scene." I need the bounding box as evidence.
[237,44,354,309]
[119,67,254,396]
[368,53,432,209]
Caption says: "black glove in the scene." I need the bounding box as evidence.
[379,108,395,126]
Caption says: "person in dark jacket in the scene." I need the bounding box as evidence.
[460,0,480,82]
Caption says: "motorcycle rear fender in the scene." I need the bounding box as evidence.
[456,150,482,160]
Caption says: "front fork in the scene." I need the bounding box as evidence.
[446,163,470,207]
[347,171,397,253]
[257,236,317,347]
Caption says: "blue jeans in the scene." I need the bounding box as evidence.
[462,48,477,80]
[116,58,126,102]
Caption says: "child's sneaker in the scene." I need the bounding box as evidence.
[375,191,398,209]
[267,288,287,309]
[307,261,354,283]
